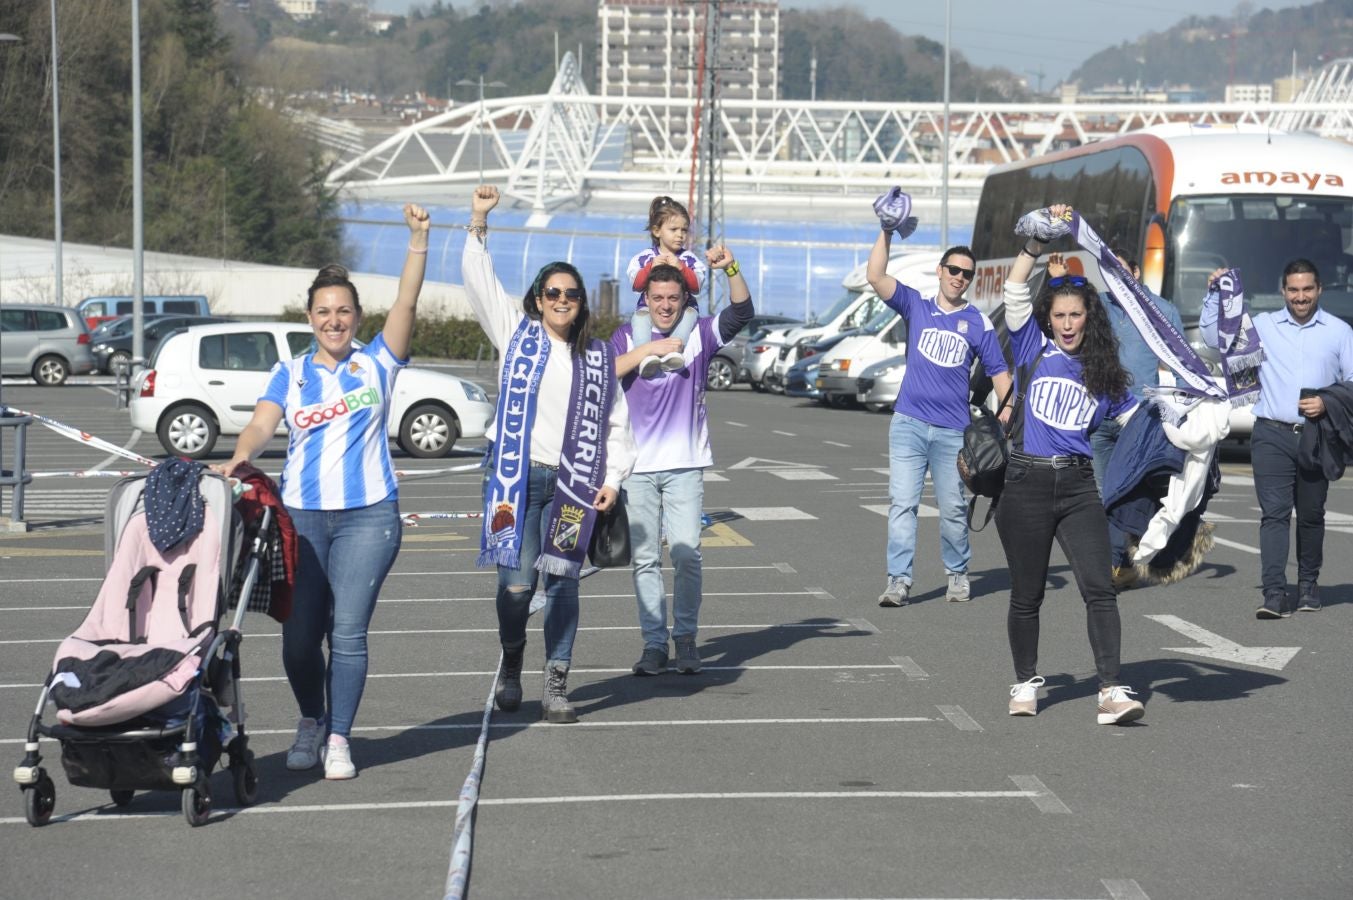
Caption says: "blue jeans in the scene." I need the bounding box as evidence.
[1089,416,1122,496]
[887,413,969,581]
[491,464,580,665]
[284,499,402,738]
[625,468,704,649]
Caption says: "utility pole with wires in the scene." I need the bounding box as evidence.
[685,0,730,314]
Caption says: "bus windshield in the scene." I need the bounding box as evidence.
[1163,194,1353,327]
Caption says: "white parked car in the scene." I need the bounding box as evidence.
[129,322,494,459]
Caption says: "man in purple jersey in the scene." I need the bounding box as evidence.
[867,230,1012,607]
[611,254,753,675]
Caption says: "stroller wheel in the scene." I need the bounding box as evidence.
[231,754,259,807]
[24,773,56,827]
[110,789,135,808]
[181,778,211,827]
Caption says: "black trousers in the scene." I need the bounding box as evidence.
[1250,419,1328,599]
[995,459,1123,687]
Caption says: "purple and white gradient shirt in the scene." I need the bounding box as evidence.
[611,306,747,473]
[887,282,1008,431]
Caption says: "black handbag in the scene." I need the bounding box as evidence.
[588,490,631,568]
[957,354,1042,531]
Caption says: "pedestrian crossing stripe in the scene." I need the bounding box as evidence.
[864,504,939,518]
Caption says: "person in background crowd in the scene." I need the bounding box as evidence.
[1200,259,1353,618]
[866,201,1011,608]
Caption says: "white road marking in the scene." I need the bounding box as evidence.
[0,717,945,746]
[1212,536,1261,555]
[823,440,851,447]
[937,705,984,732]
[769,469,837,481]
[724,420,748,427]
[890,656,929,679]
[702,471,729,482]
[772,430,796,437]
[0,664,916,691]
[728,456,824,470]
[0,622,868,647]
[730,506,818,520]
[1009,774,1072,814]
[773,562,797,574]
[846,618,880,634]
[1221,474,1254,487]
[0,785,1063,826]
[1146,614,1300,671]
[865,503,938,518]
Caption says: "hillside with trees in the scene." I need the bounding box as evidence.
[0,0,343,265]
[1067,0,1353,96]
[221,0,1030,103]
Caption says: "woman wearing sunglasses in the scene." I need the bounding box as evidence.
[462,185,637,723]
[998,205,1146,726]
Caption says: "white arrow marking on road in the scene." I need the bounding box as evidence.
[1146,614,1300,671]
[728,456,823,470]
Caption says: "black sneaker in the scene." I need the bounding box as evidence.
[1297,586,1322,612]
[631,646,669,676]
[1256,592,1290,619]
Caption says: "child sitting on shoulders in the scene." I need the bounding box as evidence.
[627,195,707,377]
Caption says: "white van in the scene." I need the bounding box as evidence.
[766,251,939,390]
[813,254,942,404]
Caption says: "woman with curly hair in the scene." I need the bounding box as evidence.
[997,205,1146,726]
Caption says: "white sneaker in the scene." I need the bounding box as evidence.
[659,351,686,372]
[285,717,325,770]
[324,737,357,780]
[1008,675,1045,716]
[945,572,971,602]
[638,355,662,378]
[1096,685,1145,725]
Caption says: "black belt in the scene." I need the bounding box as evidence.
[1009,450,1092,469]
[1256,417,1304,433]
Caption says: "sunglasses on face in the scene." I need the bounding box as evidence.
[541,287,584,302]
[943,264,975,280]
[1047,275,1089,288]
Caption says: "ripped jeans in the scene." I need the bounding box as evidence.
[491,463,580,665]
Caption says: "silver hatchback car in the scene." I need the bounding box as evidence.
[0,303,97,385]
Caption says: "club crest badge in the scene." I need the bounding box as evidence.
[490,503,515,536]
[957,320,969,334]
[347,361,363,375]
[551,504,587,552]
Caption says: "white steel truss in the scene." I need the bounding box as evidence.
[323,57,1353,210]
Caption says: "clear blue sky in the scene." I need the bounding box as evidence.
[369,0,1276,82]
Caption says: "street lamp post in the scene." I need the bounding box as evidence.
[49,1,63,308]
[456,75,506,184]
[941,0,951,250]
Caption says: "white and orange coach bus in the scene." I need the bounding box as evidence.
[968,123,1353,346]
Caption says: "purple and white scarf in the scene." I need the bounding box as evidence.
[479,318,616,579]
[1067,213,1229,424]
[1208,268,1264,409]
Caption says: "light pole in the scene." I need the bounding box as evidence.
[456,75,506,184]
[1,33,21,308]
[49,2,63,308]
[940,0,951,250]
[131,0,144,370]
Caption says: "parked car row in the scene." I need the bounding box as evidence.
[128,322,495,459]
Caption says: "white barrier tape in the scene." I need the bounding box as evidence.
[401,512,484,526]
[393,459,485,481]
[30,469,146,479]
[443,653,499,900]
[2,406,158,468]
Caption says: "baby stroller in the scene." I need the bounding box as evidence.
[13,470,272,827]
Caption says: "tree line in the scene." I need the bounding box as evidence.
[0,0,344,272]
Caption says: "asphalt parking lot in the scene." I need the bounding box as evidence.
[1,375,1351,900]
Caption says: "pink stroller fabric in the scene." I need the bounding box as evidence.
[50,508,223,727]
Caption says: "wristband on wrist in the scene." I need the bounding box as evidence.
[465,222,488,239]
[408,244,428,254]
[1020,239,1043,259]
[724,259,741,278]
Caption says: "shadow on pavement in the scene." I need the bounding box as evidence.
[1038,657,1287,720]
[565,617,876,718]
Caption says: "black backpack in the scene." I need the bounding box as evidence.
[957,354,1042,531]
